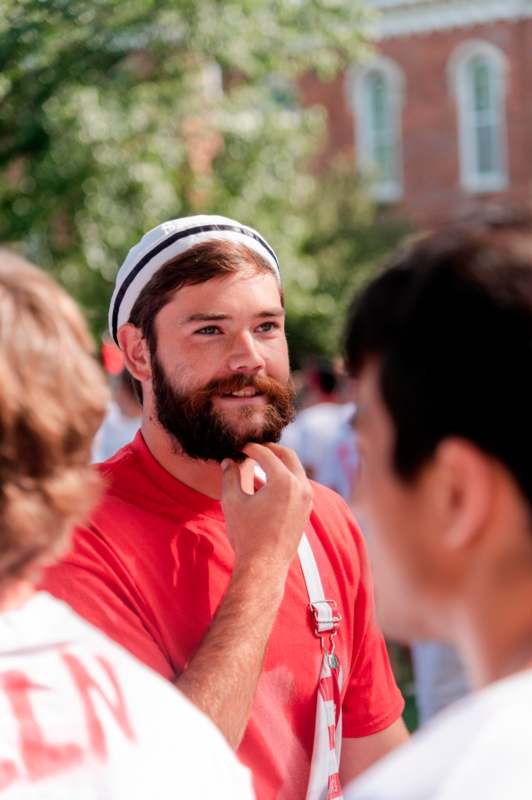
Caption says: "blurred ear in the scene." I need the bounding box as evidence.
[117,324,152,383]
[432,438,495,550]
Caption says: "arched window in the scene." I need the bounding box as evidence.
[449,41,508,193]
[349,57,404,202]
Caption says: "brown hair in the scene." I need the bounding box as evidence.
[0,249,109,591]
[128,239,282,401]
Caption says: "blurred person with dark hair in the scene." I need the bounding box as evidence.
[0,249,253,798]
[282,359,355,482]
[343,215,532,799]
[42,215,407,800]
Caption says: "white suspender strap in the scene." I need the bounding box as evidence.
[298,533,341,639]
[298,532,326,605]
[298,532,344,800]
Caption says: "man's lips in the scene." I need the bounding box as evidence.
[214,391,266,404]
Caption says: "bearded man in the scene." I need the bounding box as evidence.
[43,216,406,799]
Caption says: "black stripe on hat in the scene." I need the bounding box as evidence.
[111,223,279,343]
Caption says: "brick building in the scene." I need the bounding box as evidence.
[301,0,532,227]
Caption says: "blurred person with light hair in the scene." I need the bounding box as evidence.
[343,215,532,799]
[0,249,253,799]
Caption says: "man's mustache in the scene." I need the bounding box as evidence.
[193,373,292,402]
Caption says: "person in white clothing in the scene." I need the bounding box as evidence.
[314,412,358,502]
[92,369,142,462]
[0,249,253,799]
[342,215,532,799]
[0,593,253,799]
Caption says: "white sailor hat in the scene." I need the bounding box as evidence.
[108,214,280,344]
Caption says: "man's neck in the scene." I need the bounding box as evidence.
[140,421,255,499]
[456,563,532,690]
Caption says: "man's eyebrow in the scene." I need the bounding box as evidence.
[255,308,285,318]
[184,313,230,322]
[183,308,285,323]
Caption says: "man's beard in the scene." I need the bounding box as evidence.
[151,355,295,463]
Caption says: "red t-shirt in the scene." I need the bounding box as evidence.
[42,433,403,799]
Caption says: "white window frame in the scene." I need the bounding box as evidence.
[449,40,508,194]
[348,56,404,203]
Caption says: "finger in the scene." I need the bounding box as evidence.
[241,443,289,481]
[220,459,246,503]
[242,442,306,483]
[262,442,308,482]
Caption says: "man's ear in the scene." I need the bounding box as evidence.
[432,438,495,551]
[117,324,152,383]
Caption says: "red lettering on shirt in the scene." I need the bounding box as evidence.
[0,671,83,781]
[0,758,18,790]
[61,653,135,758]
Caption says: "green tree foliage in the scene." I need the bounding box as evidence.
[1,0,405,362]
[284,159,409,365]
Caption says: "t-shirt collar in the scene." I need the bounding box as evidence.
[130,430,225,521]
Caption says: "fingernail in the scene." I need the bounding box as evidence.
[221,459,232,472]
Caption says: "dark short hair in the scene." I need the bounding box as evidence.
[127,239,282,401]
[344,215,532,505]
[308,360,338,395]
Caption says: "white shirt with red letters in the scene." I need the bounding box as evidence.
[0,591,253,799]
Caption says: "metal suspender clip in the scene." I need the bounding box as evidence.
[308,600,342,656]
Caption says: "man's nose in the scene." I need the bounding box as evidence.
[226,331,266,373]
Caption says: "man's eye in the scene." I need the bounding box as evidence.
[195,326,222,335]
[257,322,279,333]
